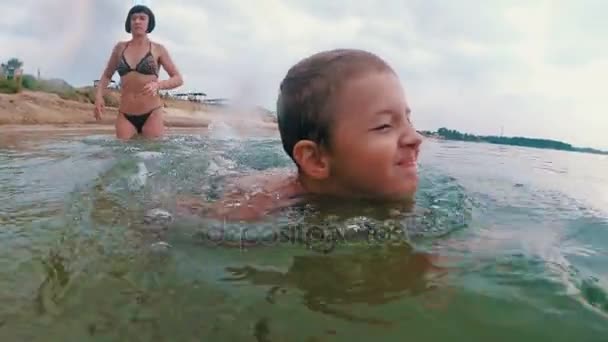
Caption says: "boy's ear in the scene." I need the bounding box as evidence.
[292,140,330,179]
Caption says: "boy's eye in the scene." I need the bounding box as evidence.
[372,124,391,131]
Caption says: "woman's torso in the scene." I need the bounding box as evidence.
[116,40,163,114]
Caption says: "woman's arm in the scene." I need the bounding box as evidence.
[95,43,122,99]
[157,43,183,90]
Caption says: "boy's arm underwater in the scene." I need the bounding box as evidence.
[175,194,266,221]
[176,170,304,222]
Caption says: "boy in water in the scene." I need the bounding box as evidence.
[181,48,423,221]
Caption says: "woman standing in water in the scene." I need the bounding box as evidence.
[94,5,183,139]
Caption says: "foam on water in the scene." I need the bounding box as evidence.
[135,151,163,160]
[127,161,149,191]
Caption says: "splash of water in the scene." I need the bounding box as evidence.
[127,161,149,191]
[208,121,240,141]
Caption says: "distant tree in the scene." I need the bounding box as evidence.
[1,58,24,79]
[429,126,605,154]
[6,58,23,69]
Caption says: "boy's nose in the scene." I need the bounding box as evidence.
[398,124,423,148]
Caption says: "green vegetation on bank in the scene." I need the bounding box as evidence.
[420,128,608,155]
[0,76,118,106]
[1,57,119,106]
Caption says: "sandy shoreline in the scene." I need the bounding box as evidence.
[0,90,278,136]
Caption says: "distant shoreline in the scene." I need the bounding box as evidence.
[420,128,608,156]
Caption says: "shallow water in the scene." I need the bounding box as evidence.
[0,130,607,341]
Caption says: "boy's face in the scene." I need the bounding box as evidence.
[325,71,422,200]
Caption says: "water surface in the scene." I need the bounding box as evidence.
[1,130,607,341]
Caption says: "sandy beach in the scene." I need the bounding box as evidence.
[0,90,278,137]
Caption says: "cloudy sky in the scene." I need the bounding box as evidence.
[1,0,606,149]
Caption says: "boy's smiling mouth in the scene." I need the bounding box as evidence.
[396,154,417,168]
[397,160,416,167]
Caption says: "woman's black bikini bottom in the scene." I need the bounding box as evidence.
[122,106,161,133]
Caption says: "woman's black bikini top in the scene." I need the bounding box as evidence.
[116,41,158,77]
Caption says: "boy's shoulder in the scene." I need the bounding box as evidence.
[228,169,286,191]
[209,168,304,221]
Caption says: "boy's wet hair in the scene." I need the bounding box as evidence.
[276,49,395,166]
[125,5,156,33]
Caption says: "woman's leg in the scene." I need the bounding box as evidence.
[116,112,138,140]
[141,107,165,138]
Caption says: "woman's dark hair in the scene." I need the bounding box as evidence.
[125,5,156,33]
